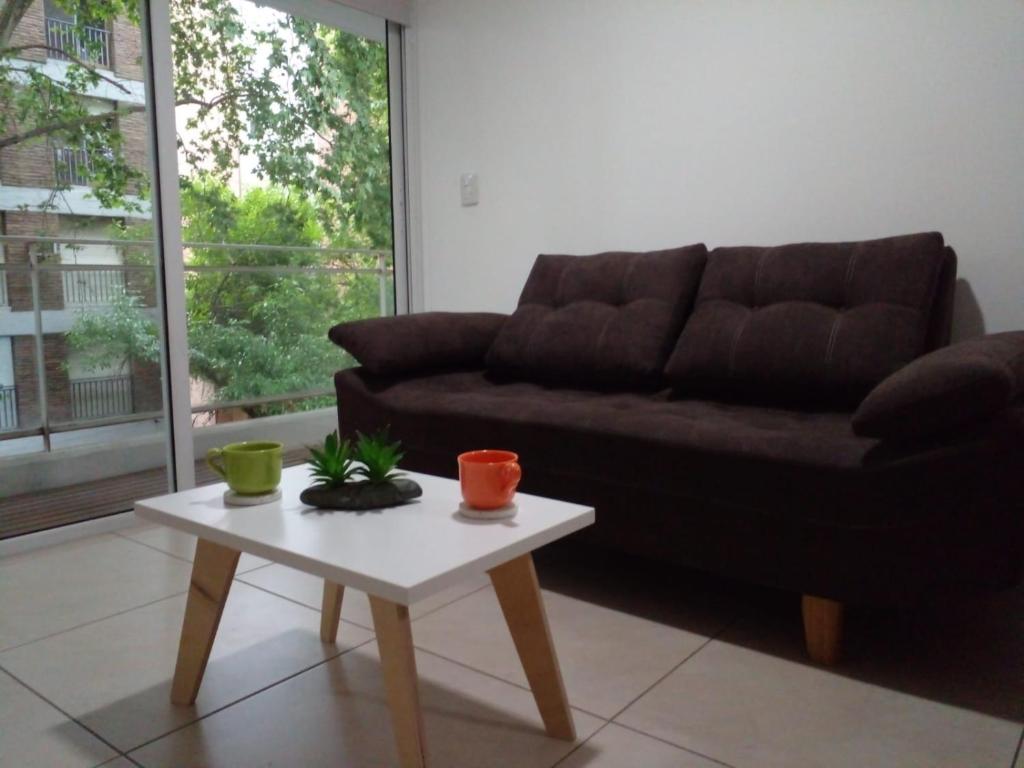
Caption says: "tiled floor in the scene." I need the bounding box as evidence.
[1,522,1022,767]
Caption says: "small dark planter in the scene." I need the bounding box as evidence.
[300,478,422,510]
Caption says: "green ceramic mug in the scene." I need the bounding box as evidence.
[206,441,283,496]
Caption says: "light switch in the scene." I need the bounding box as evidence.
[460,173,479,206]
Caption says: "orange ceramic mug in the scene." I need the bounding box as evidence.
[458,450,522,510]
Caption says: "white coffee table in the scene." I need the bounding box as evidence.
[135,465,595,768]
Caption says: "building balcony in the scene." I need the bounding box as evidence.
[62,267,126,306]
[53,146,92,187]
[45,17,111,69]
[70,374,133,421]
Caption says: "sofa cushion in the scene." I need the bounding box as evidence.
[338,368,869,468]
[486,245,708,388]
[336,367,1024,600]
[328,312,508,376]
[335,368,1020,530]
[853,331,1024,440]
[665,232,948,405]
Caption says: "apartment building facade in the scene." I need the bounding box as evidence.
[0,0,161,435]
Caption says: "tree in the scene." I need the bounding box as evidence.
[1,0,393,246]
[5,1,396,413]
[181,179,371,410]
[66,180,384,414]
[64,290,159,374]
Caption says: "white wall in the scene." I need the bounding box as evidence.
[409,0,1024,336]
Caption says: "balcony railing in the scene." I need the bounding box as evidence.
[71,375,133,421]
[54,146,92,187]
[0,235,393,451]
[62,267,125,306]
[45,17,111,68]
[0,386,17,432]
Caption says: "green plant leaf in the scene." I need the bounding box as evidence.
[306,430,356,488]
[353,427,405,484]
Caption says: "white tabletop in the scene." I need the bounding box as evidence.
[134,466,595,605]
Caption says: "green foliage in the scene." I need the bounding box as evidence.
[354,427,404,485]
[181,180,374,413]
[1,0,147,211]
[1,0,393,246]
[307,430,356,488]
[65,180,384,412]
[64,291,160,373]
[10,1,398,412]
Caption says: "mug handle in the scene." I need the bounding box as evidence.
[206,447,227,479]
[501,462,521,496]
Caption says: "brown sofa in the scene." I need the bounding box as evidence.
[329,233,1024,663]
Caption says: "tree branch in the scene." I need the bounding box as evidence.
[0,104,146,149]
[175,90,242,112]
[2,45,132,94]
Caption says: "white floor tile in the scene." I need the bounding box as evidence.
[617,638,1020,768]
[0,581,374,752]
[0,534,193,650]
[117,525,270,573]
[410,586,709,718]
[131,643,604,768]
[238,563,490,627]
[559,723,724,768]
[0,670,116,768]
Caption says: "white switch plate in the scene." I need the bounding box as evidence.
[460,173,479,206]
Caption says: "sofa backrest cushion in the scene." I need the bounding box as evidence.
[664,232,949,405]
[486,245,708,388]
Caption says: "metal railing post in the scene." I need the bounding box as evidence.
[377,251,388,316]
[29,249,51,452]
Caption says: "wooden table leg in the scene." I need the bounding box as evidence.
[170,538,240,705]
[369,596,427,768]
[321,580,345,643]
[489,553,576,741]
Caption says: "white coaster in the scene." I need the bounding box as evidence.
[458,501,517,520]
[223,488,282,507]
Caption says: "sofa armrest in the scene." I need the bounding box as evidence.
[328,311,508,376]
[852,331,1024,440]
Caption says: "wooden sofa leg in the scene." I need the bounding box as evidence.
[802,594,843,665]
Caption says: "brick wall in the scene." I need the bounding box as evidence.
[13,334,72,426]
[118,109,150,194]
[111,17,143,81]
[0,122,56,189]
[130,358,163,413]
[11,333,164,428]
[1,211,63,313]
[7,0,46,62]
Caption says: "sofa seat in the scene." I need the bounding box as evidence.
[338,367,871,463]
[336,366,1019,522]
[336,367,1022,602]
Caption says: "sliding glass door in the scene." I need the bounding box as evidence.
[0,0,407,538]
[0,0,174,537]
[165,0,398,481]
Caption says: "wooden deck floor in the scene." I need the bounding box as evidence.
[0,449,308,540]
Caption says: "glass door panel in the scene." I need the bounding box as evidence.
[0,1,174,537]
[168,0,396,480]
